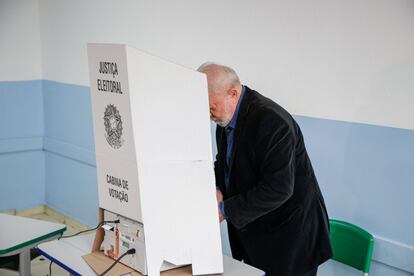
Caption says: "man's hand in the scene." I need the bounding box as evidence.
[216,189,223,202]
[216,189,225,222]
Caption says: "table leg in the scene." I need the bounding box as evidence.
[19,249,31,276]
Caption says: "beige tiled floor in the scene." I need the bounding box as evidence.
[0,212,86,276]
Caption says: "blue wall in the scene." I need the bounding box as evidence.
[0,81,45,210]
[0,80,413,275]
[42,80,98,226]
[296,116,414,275]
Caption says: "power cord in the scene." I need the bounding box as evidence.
[59,220,120,240]
[46,233,63,276]
[99,248,136,276]
[46,219,121,276]
[47,259,52,276]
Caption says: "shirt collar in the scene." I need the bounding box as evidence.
[228,85,246,129]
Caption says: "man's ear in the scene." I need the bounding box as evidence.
[228,87,238,98]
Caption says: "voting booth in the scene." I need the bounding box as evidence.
[87,44,223,276]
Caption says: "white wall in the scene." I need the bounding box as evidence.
[38,0,414,130]
[0,0,42,81]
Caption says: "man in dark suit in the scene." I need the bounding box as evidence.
[198,63,332,276]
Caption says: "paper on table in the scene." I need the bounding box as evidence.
[83,252,139,276]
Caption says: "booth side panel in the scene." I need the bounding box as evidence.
[87,44,142,222]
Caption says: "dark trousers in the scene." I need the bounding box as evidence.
[263,267,317,276]
[228,223,319,276]
[301,267,318,276]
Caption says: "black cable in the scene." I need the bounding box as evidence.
[99,248,136,276]
[46,220,120,275]
[45,233,62,276]
[59,220,120,240]
[47,259,52,276]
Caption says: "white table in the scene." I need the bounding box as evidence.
[37,233,264,276]
[0,213,66,276]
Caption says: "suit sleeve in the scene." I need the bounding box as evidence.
[223,114,296,229]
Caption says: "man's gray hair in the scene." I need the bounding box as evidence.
[197,62,240,93]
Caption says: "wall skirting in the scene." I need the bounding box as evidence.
[0,137,43,154]
[0,204,89,232]
[43,137,95,167]
[374,235,414,273]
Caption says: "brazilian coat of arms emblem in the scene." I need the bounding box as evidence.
[104,104,124,149]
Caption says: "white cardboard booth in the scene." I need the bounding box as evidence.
[87,44,223,276]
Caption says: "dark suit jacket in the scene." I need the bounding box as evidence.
[215,86,332,276]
